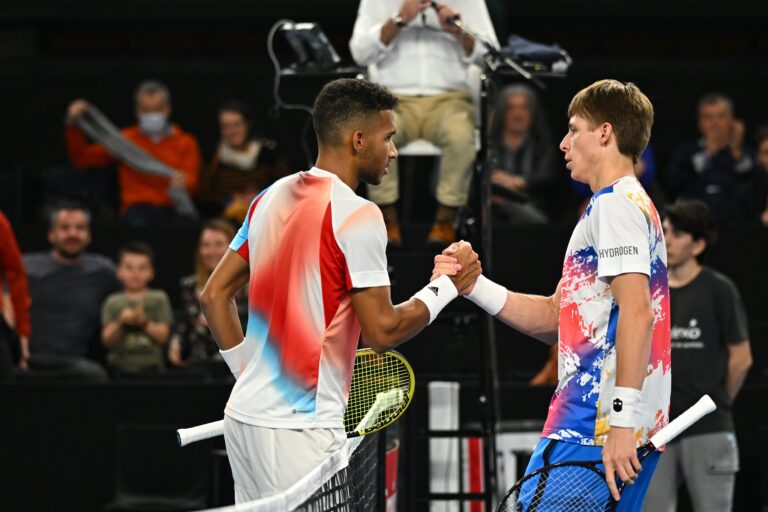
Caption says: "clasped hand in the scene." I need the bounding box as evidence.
[430,241,481,295]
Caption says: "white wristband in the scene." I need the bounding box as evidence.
[219,338,255,380]
[465,275,507,316]
[412,274,458,324]
[608,386,641,428]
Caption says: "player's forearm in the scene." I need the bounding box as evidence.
[200,292,245,351]
[725,341,752,401]
[363,298,430,353]
[614,306,654,390]
[496,291,559,345]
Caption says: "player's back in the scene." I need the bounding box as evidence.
[226,167,389,430]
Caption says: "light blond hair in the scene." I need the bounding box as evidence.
[568,79,654,163]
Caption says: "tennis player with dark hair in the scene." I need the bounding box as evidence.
[643,200,751,512]
[200,78,481,502]
[435,79,671,510]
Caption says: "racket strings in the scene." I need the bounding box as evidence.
[343,351,411,434]
[500,464,612,512]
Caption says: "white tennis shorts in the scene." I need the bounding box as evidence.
[223,415,346,503]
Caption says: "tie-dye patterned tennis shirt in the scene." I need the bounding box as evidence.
[225,167,390,429]
[542,176,671,447]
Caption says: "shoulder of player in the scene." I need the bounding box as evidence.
[592,179,647,213]
[329,181,381,217]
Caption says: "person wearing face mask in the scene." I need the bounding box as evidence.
[65,80,201,226]
[167,219,247,377]
[198,101,286,223]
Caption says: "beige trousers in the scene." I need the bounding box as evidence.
[367,90,476,208]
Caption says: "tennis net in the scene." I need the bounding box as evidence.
[203,433,382,512]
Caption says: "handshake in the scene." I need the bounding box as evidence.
[424,240,509,320]
[430,241,482,296]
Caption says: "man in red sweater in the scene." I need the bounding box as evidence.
[65,80,201,226]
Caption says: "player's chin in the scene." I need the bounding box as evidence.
[361,174,383,187]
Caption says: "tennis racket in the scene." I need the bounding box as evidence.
[496,395,716,512]
[177,348,415,446]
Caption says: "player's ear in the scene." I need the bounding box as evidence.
[352,130,365,153]
[600,123,613,146]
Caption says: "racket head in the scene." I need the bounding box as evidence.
[497,460,614,512]
[344,348,415,438]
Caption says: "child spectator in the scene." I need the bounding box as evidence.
[101,243,172,375]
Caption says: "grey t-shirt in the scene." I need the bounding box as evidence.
[669,267,749,437]
[24,252,120,356]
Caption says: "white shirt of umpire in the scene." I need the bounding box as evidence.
[349,0,499,95]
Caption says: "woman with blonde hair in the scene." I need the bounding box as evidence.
[168,219,247,375]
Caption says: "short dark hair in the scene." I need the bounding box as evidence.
[313,78,398,146]
[664,199,718,254]
[697,93,733,116]
[48,200,91,229]
[118,241,155,266]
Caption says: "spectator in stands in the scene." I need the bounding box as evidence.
[667,93,758,225]
[23,202,116,381]
[101,243,172,376]
[350,0,498,247]
[0,210,31,380]
[198,102,285,223]
[753,126,768,227]
[168,220,246,375]
[65,80,201,226]
[644,200,751,512]
[488,84,560,224]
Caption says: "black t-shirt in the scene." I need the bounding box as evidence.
[669,267,749,436]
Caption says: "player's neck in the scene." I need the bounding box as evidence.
[315,151,358,190]
[668,258,702,288]
[591,157,635,193]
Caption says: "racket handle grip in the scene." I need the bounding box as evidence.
[177,419,225,446]
[649,395,716,449]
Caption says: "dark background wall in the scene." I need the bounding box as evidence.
[2,0,768,222]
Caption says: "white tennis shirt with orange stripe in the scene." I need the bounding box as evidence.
[226,167,390,429]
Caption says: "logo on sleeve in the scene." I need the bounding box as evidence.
[612,398,623,413]
[598,246,639,259]
[428,286,439,296]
